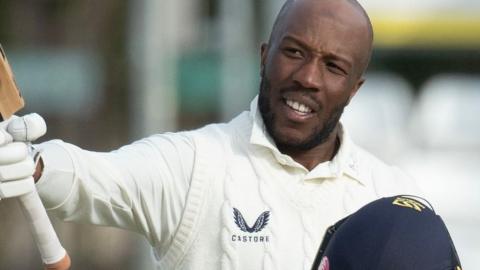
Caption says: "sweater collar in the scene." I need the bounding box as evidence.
[249,96,366,185]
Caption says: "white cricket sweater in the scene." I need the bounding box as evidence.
[35,97,421,270]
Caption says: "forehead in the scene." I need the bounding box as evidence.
[278,0,368,37]
[274,0,370,64]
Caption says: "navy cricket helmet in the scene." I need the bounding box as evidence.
[311,195,462,270]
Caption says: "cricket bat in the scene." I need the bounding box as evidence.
[0,44,71,270]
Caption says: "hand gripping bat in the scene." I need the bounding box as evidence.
[0,44,71,270]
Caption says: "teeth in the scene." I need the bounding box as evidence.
[285,99,312,114]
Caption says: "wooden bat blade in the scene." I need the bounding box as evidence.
[0,44,24,120]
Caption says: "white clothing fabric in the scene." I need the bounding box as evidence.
[36,97,420,269]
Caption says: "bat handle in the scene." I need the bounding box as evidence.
[18,189,71,270]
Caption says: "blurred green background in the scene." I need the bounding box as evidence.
[0,0,479,269]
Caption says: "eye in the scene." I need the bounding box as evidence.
[326,62,346,75]
[282,47,303,59]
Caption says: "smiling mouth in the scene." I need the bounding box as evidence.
[284,99,313,115]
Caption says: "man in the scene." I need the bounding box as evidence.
[0,0,420,269]
[311,195,462,270]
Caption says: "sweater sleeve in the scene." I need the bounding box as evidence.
[34,132,194,248]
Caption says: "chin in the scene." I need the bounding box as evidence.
[272,116,341,151]
[271,126,316,150]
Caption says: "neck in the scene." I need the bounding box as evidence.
[280,126,341,171]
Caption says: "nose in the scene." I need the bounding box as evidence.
[291,59,323,90]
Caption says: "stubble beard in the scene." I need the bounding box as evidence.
[258,75,346,152]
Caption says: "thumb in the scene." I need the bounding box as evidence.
[0,129,13,146]
[7,113,47,142]
[0,115,17,146]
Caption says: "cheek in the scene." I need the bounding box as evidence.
[325,74,358,97]
[265,53,297,83]
[322,79,357,112]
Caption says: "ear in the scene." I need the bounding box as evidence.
[346,77,365,105]
[260,43,268,75]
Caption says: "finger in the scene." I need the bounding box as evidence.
[7,113,47,142]
[0,115,19,129]
[0,157,35,182]
[0,129,13,146]
[0,177,35,198]
[0,142,28,164]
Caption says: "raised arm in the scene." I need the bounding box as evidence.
[34,132,195,248]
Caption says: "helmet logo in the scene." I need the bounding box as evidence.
[318,256,329,270]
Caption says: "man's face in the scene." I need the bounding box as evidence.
[259,0,370,151]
